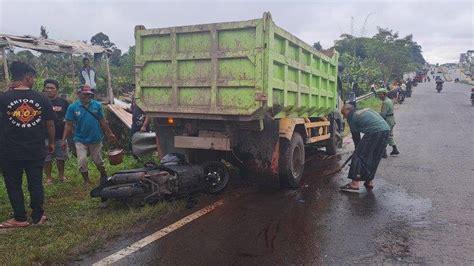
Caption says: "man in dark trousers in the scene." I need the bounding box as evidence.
[340,104,390,192]
[43,79,69,184]
[0,62,55,228]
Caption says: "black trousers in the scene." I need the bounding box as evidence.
[0,159,44,223]
[348,131,389,181]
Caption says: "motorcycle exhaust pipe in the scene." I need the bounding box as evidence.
[109,172,146,185]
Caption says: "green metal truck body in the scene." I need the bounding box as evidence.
[135,13,338,121]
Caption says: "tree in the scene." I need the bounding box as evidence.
[91,32,115,49]
[313,42,322,51]
[91,32,122,66]
[334,27,425,93]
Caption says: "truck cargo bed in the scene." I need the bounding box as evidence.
[135,12,338,121]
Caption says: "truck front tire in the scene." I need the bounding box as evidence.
[279,132,305,188]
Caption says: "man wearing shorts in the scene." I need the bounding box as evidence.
[43,79,69,184]
[62,86,116,188]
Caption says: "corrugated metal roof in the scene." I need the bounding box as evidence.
[0,34,107,54]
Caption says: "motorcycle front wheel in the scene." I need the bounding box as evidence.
[202,161,230,194]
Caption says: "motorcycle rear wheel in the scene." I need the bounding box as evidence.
[202,161,230,194]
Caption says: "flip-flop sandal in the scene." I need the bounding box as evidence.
[364,182,374,189]
[0,219,30,229]
[339,183,360,193]
[33,215,47,225]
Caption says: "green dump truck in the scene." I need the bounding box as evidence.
[134,13,343,188]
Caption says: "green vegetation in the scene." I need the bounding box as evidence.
[334,27,425,95]
[357,96,381,110]
[0,154,185,264]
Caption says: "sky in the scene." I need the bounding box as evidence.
[0,0,473,64]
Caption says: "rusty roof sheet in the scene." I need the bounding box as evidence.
[0,34,107,55]
[107,104,132,129]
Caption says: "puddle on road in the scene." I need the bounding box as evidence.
[375,179,432,220]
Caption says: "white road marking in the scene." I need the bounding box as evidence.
[93,200,224,266]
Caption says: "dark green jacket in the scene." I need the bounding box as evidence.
[347,108,390,146]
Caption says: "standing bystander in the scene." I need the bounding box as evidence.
[376,88,400,157]
[43,79,69,184]
[62,85,116,207]
[79,58,97,90]
[0,62,55,228]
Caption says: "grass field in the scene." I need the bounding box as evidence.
[0,153,184,264]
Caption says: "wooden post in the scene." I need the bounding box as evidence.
[105,53,114,104]
[70,54,76,90]
[2,47,10,85]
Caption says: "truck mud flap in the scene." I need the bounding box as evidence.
[233,118,280,188]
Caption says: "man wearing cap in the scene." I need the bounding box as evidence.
[62,86,116,195]
[376,88,399,157]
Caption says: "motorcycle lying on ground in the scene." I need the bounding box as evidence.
[91,153,230,205]
[436,82,443,93]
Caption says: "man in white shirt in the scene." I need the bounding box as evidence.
[79,58,97,90]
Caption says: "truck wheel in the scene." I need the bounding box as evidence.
[279,132,305,188]
[325,119,341,155]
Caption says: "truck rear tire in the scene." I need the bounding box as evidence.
[279,132,305,188]
[325,118,340,156]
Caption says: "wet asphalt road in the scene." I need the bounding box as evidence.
[88,79,474,265]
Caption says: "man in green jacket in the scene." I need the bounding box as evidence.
[340,104,390,192]
[376,88,400,157]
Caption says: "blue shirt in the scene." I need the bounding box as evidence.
[65,100,104,144]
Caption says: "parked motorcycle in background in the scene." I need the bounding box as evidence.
[471,87,474,106]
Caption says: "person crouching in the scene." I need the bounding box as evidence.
[340,104,390,192]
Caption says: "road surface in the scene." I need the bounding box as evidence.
[85,79,474,265]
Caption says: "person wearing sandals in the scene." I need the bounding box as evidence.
[43,79,70,184]
[0,62,55,228]
[340,104,390,192]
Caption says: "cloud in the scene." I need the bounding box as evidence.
[1,0,472,63]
